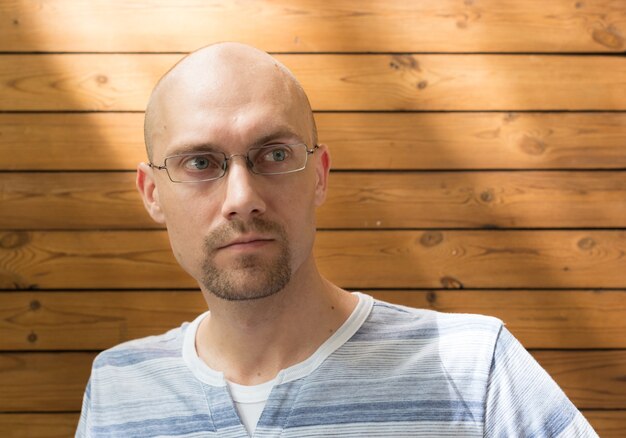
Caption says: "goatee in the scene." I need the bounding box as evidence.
[201,217,291,301]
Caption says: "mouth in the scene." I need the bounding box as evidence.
[217,236,275,250]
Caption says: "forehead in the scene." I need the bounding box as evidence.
[149,63,311,159]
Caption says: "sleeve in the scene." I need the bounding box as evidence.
[483,326,598,437]
[75,376,92,437]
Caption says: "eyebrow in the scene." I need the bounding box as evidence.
[166,128,304,157]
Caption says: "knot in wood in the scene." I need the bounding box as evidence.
[389,54,420,72]
[480,190,494,203]
[96,74,109,84]
[30,300,41,311]
[578,237,596,250]
[519,135,547,156]
[426,291,437,306]
[440,276,463,289]
[0,231,30,249]
[592,27,624,50]
[420,231,443,247]
[27,332,38,343]
[417,80,428,89]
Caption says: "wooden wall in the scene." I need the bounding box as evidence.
[1,1,625,436]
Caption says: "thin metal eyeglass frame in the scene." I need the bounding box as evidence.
[148,143,319,183]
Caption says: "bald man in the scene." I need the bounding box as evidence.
[77,43,596,437]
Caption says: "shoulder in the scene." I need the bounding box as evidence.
[360,296,504,343]
[347,295,505,374]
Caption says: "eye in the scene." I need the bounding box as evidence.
[181,154,222,171]
[260,145,291,162]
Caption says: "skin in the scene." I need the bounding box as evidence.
[136,42,358,385]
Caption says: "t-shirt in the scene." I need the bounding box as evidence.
[76,293,597,437]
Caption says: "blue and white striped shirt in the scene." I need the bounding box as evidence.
[77,293,596,437]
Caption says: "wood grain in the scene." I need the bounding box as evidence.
[0,413,79,438]
[1,0,624,52]
[1,54,625,111]
[584,410,626,438]
[0,411,621,437]
[2,171,626,229]
[0,352,95,412]
[1,350,623,411]
[534,350,626,410]
[3,113,626,171]
[1,230,625,289]
[0,290,623,350]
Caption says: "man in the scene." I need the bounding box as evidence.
[77,42,597,437]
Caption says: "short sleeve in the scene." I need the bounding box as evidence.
[483,326,598,437]
[75,377,92,437]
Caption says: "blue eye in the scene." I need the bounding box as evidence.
[191,157,209,169]
[261,146,290,162]
[269,149,287,162]
[181,155,222,171]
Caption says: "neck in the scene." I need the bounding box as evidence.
[195,258,358,385]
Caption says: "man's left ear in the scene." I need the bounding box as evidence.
[314,144,331,206]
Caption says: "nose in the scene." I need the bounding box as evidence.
[220,155,266,221]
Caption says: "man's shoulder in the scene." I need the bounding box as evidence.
[367,296,504,336]
[92,321,191,370]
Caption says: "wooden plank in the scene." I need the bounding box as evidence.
[370,290,626,350]
[1,0,624,53]
[0,350,623,411]
[0,352,95,412]
[584,410,626,438]
[0,413,79,438]
[1,230,626,289]
[534,350,626,410]
[0,290,623,350]
[1,54,625,111]
[3,113,626,171]
[321,171,626,229]
[2,171,626,229]
[0,411,621,437]
[0,291,206,350]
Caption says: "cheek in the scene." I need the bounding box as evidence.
[159,189,218,276]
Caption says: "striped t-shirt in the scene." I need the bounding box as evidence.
[76,293,597,437]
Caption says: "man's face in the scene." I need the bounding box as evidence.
[138,56,328,301]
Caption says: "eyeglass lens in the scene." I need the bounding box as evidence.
[164,144,309,182]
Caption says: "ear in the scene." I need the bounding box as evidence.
[314,144,331,207]
[136,162,166,224]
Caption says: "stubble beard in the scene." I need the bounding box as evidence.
[201,218,292,301]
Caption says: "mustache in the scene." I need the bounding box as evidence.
[204,217,286,250]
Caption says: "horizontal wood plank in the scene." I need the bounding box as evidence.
[3,113,626,171]
[0,290,623,350]
[534,350,626,410]
[2,171,626,229]
[0,352,96,412]
[1,0,624,53]
[0,411,622,437]
[584,410,626,438]
[1,230,625,289]
[0,413,79,438]
[1,54,625,111]
[1,350,623,411]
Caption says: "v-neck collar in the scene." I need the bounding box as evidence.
[182,292,373,435]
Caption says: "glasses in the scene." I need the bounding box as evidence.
[149,143,319,183]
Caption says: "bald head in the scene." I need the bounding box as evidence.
[144,42,317,161]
